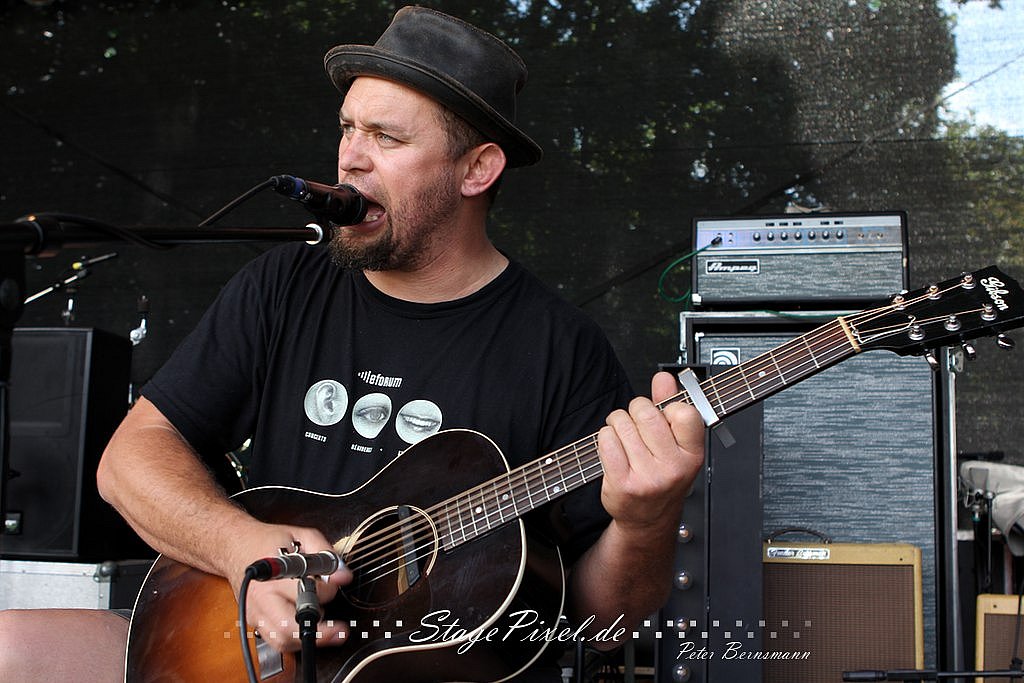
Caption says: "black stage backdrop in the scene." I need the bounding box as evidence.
[2,1,1022,464]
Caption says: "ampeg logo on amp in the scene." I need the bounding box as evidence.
[691,212,908,309]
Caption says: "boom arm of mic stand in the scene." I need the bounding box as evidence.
[2,215,329,256]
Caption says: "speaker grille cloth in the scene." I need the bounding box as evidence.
[763,563,918,682]
[981,612,1024,672]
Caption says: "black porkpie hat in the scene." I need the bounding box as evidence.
[323,6,542,168]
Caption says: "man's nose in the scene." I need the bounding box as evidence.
[338,134,371,174]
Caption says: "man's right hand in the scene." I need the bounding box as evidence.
[227,523,354,653]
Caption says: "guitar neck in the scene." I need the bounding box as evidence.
[691,316,860,417]
[435,316,861,551]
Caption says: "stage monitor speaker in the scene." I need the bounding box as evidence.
[0,327,150,561]
[974,593,1024,681]
[763,542,923,682]
[679,310,941,667]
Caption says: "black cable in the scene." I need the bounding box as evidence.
[198,178,277,226]
[239,569,260,683]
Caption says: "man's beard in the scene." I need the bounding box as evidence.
[328,224,399,271]
[329,167,460,272]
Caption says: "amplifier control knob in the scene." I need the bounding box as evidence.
[766,231,775,241]
[780,231,788,240]
[808,230,816,239]
[753,232,761,241]
[836,229,845,239]
[794,231,802,239]
[822,230,830,239]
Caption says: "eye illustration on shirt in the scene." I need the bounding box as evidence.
[304,379,348,426]
[352,392,393,439]
[396,399,442,445]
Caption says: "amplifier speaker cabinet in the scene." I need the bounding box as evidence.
[0,328,150,561]
[762,542,923,683]
[974,593,1024,680]
[677,311,942,669]
[691,212,907,309]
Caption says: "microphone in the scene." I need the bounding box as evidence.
[246,550,344,581]
[271,174,367,226]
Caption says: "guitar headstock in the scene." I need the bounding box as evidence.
[849,266,1024,356]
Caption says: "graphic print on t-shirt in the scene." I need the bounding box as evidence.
[395,399,442,444]
[351,392,392,439]
[303,379,348,426]
[303,372,443,447]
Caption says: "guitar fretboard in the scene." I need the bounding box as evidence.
[435,318,860,550]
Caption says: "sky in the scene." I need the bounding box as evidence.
[941,0,1024,136]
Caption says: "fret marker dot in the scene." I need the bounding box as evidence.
[545,457,553,465]
[502,494,509,500]
[474,506,482,514]
[758,370,766,377]
[553,485,561,493]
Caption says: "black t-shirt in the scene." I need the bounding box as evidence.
[143,242,634,561]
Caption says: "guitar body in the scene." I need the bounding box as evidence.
[126,430,566,683]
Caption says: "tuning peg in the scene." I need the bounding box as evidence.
[961,342,977,361]
[997,334,1016,350]
[924,351,940,371]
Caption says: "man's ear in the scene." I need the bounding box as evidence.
[461,142,507,197]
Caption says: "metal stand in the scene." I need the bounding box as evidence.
[296,576,321,683]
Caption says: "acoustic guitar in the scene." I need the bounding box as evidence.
[125,266,1024,682]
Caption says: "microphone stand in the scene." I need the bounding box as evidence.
[0,213,327,541]
[295,576,321,683]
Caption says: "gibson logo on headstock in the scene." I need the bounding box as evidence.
[981,276,1010,311]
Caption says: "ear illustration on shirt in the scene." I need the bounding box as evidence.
[303,379,349,426]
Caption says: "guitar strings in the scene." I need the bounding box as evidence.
[342,432,605,583]
[341,281,977,585]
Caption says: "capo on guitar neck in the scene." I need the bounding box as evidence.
[676,368,736,448]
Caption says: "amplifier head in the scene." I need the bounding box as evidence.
[691,211,908,309]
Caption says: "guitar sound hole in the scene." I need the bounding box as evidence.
[344,504,437,607]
